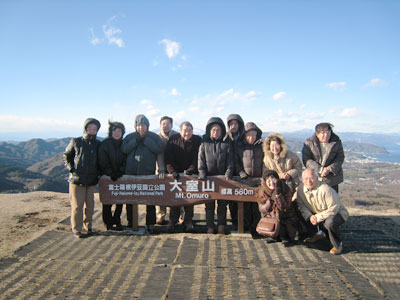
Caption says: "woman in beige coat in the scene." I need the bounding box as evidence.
[263,133,302,192]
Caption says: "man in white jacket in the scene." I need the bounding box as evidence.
[295,168,349,255]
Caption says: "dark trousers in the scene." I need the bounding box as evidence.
[244,202,260,232]
[205,200,228,227]
[229,201,238,226]
[170,205,194,224]
[126,204,156,225]
[102,204,123,227]
[306,214,345,248]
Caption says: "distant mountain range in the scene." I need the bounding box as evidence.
[0,131,398,193]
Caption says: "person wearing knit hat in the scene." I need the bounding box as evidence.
[98,121,127,231]
[122,114,164,232]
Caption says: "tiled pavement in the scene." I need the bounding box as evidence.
[0,207,399,300]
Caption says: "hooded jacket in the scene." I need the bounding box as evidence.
[121,115,163,175]
[98,122,126,178]
[234,122,264,179]
[263,133,303,185]
[198,117,234,180]
[63,118,101,186]
[302,132,344,187]
[225,114,245,143]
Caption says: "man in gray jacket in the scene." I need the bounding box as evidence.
[156,116,178,225]
[122,115,163,232]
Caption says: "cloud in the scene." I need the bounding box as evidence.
[139,99,160,117]
[338,107,359,118]
[216,88,240,100]
[327,81,347,91]
[160,39,180,59]
[363,78,388,88]
[89,17,124,48]
[141,99,152,106]
[245,91,262,99]
[0,115,78,133]
[170,88,181,96]
[89,28,102,46]
[272,91,287,101]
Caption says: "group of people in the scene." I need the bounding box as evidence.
[63,114,348,254]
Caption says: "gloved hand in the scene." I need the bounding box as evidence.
[240,172,248,179]
[136,134,144,143]
[111,173,119,181]
[172,172,180,180]
[225,173,232,181]
[185,169,194,176]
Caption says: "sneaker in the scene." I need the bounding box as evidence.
[207,227,215,234]
[217,225,225,235]
[304,231,326,243]
[73,232,82,239]
[282,240,294,247]
[266,237,280,244]
[114,224,124,231]
[329,243,343,255]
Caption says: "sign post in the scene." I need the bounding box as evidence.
[99,174,260,233]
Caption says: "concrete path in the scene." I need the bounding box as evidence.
[0,206,399,300]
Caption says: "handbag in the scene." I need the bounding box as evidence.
[256,209,280,238]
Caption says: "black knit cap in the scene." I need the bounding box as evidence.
[262,169,279,181]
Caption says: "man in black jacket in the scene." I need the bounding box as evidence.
[165,121,202,232]
[64,118,101,238]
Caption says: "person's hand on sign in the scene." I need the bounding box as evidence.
[185,169,194,176]
[240,171,248,180]
[158,172,165,180]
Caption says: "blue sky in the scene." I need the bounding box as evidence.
[0,0,399,140]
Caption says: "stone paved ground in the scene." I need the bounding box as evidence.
[0,206,399,300]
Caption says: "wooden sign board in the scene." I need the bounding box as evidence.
[99,175,259,206]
